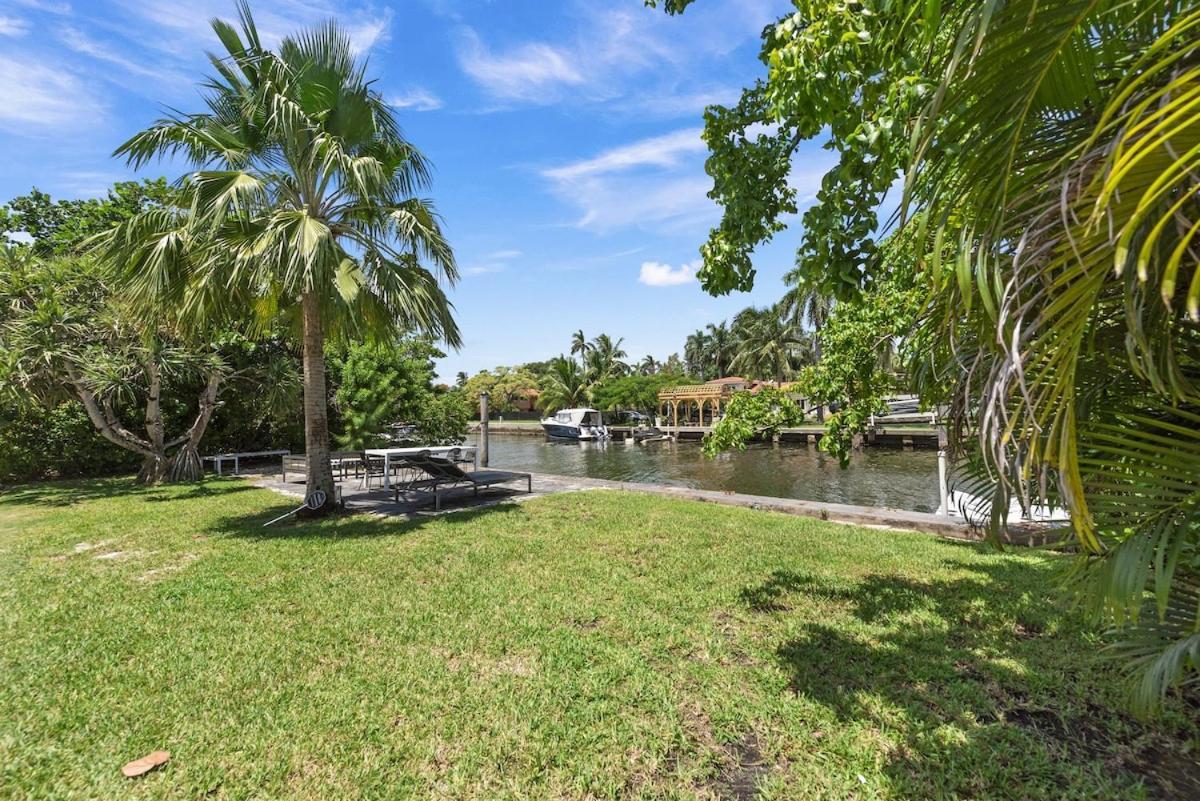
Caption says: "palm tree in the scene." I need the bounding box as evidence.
[730,304,811,384]
[539,355,589,412]
[780,273,834,361]
[683,329,710,378]
[586,333,628,383]
[905,2,1200,711]
[570,329,589,364]
[638,355,660,375]
[97,3,458,501]
[704,321,735,378]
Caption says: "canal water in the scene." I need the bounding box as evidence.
[470,433,940,512]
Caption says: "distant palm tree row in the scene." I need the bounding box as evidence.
[684,279,833,383]
[540,331,634,412]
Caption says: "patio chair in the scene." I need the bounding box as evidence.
[358,452,387,490]
[395,455,532,511]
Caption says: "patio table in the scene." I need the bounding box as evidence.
[363,446,477,488]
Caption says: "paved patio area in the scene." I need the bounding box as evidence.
[253,471,599,518]
[249,469,1063,545]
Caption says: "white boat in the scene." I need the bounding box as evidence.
[541,408,609,440]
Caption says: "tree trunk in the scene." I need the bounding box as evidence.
[301,291,336,505]
[166,370,223,483]
[69,363,223,485]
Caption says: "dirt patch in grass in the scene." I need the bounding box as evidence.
[710,731,773,801]
[433,647,538,679]
[137,553,199,582]
[998,692,1200,801]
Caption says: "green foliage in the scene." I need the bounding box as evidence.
[410,391,470,446]
[461,366,540,414]
[0,180,176,256]
[661,0,1200,711]
[591,373,687,414]
[330,339,452,450]
[0,248,232,482]
[653,1,935,298]
[92,3,461,495]
[729,303,814,383]
[701,387,803,458]
[794,256,924,464]
[538,355,590,413]
[95,5,460,346]
[0,402,139,483]
[583,333,629,383]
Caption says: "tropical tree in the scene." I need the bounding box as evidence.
[780,273,834,361]
[570,329,589,364]
[704,321,735,378]
[0,249,227,483]
[638,354,660,375]
[330,339,446,450]
[97,3,458,502]
[730,304,811,384]
[655,0,1200,711]
[591,372,685,414]
[0,180,176,257]
[538,355,590,412]
[585,333,628,383]
[461,366,540,414]
[683,328,710,378]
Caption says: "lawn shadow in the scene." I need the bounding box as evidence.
[0,475,254,508]
[141,480,257,503]
[739,562,1200,799]
[206,492,529,542]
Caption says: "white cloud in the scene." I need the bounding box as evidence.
[56,170,130,198]
[544,128,704,181]
[462,249,522,278]
[344,9,392,54]
[59,27,164,79]
[541,129,716,232]
[112,1,392,55]
[457,29,583,103]
[462,264,506,277]
[0,16,30,36]
[0,55,104,130]
[387,87,443,112]
[639,260,698,287]
[11,0,71,12]
[456,1,777,111]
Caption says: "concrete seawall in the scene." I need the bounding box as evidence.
[469,423,943,447]
[534,473,1064,547]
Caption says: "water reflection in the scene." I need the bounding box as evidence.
[470,434,940,512]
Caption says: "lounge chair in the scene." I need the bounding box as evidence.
[394,455,532,510]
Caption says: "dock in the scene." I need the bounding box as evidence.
[470,422,942,448]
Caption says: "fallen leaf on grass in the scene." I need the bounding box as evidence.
[122,750,170,778]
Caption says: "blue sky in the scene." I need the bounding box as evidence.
[0,0,836,380]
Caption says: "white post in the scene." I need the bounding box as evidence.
[479,391,490,468]
[937,449,950,516]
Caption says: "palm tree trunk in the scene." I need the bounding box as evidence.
[301,291,336,503]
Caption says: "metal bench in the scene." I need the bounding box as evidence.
[204,449,290,475]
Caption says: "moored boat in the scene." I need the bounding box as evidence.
[541,408,609,440]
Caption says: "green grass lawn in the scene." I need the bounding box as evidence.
[1,480,1196,800]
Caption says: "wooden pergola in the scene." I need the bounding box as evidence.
[656,382,736,427]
